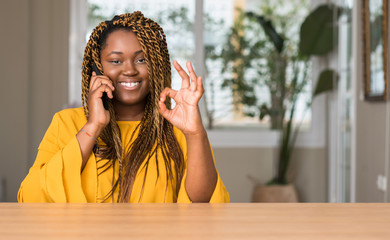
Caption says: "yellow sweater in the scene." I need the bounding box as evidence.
[18,107,229,203]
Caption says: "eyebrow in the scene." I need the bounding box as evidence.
[106,50,143,57]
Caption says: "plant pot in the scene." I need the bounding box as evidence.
[252,184,299,203]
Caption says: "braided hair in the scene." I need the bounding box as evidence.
[81,12,184,203]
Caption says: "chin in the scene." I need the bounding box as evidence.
[114,96,145,106]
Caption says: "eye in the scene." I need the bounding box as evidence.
[109,60,121,64]
[135,58,146,64]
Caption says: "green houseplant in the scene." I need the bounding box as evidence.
[219,2,342,201]
[268,3,343,186]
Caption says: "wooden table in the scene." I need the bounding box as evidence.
[0,203,389,239]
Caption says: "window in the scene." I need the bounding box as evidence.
[328,0,354,203]
[203,0,312,130]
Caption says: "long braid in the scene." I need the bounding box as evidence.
[81,12,184,203]
[82,20,124,202]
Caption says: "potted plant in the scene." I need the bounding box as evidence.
[219,2,342,202]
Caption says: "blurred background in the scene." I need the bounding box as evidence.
[1,0,389,203]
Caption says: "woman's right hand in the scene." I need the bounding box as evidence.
[87,71,115,132]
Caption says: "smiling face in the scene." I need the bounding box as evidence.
[100,29,150,109]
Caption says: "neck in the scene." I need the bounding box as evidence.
[113,100,146,121]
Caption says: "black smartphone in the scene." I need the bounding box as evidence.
[92,63,109,110]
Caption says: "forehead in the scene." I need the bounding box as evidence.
[101,29,142,53]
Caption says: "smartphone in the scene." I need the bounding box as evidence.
[92,63,109,110]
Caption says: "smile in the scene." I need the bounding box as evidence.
[119,81,141,89]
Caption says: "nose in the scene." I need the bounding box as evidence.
[122,61,138,76]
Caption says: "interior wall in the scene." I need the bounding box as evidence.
[353,0,389,202]
[0,0,69,202]
[0,0,30,202]
[214,147,327,203]
[355,101,387,202]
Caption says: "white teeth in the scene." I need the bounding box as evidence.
[120,82,140,88]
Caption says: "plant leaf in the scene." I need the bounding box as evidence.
[299,4,342,56]
[313,69,338,97]
[246,12,284,53]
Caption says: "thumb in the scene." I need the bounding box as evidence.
[158,100,173,122]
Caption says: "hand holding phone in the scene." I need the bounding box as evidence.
[92,63,110,110]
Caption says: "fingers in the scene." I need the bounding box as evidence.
[89,73,115,101]
[159,87,178,102]
[89,83,114,100]
[158,88,177,121]
[173,60,190,89]
[90,73,115,93]
[99,84,114,99]
[89,71,96,89]
[174,60,203,93]
[197,76,204,94]
[158,99,170,120]
[186,61,198,92]
[92,79,115,93]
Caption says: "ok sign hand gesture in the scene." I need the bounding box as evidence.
[158,61,205,136]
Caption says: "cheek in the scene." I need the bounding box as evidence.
[105,69,120,82]
[141,70,150,88]
[140,67,149,78]
[143,80,151,94]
